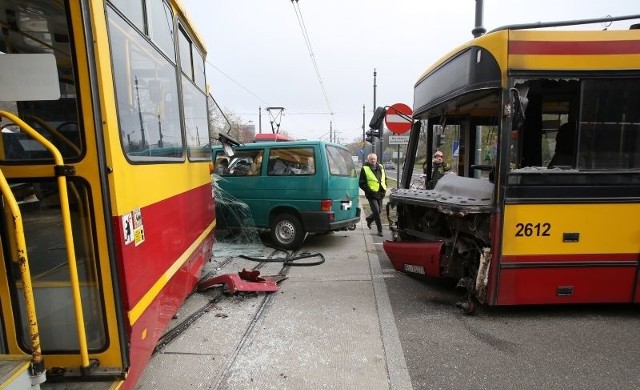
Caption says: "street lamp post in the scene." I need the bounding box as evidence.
[372,68,377,155]
[361,104,366,164]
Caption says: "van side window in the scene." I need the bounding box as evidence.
[216,150,263,176]
[268,147,315,176]
[213,153,229,175]
[326,145,356,177]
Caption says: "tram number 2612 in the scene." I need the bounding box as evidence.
[515,222,551,237]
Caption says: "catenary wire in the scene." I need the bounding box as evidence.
[290,0,336,128]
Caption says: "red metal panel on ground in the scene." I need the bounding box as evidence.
[383,240,444,278]
[497,266,637,305]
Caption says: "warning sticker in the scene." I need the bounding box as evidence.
[134,226,145,246]
[133,208,143,229]
[122,213,133,245]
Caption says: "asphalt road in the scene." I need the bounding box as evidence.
[145,215,640,390]
[377,248,640,390]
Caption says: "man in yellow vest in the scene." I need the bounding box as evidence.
[359,153,387,237]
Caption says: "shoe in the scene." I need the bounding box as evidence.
[366,219,373,229]
[377,231,383,237]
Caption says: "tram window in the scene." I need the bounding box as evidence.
[148,0,176,59]
[182,76,210,160]
[193,50,206,90]
[0,9,82,162]
[4,179,107,351]
[109,0,144,31]
[178,28,193,80]
[177,25,206,91]
[108,7,184,161]
[515,79,579,170]
[578,79,640,170]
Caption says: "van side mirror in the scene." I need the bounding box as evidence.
[218,133,241,157]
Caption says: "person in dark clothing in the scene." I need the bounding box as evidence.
[548,122,576,168]
[425,150,450,189]
[359,153,387,237]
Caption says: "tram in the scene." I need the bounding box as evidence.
[0,0,215,388]
[382,15,640,312]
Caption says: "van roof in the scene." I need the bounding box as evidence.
[211,139,346,150]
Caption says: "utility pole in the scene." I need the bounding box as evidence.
[361,104,366,164]
[330,121,333,142]
[372,68,377,155]
[258,106,262,133]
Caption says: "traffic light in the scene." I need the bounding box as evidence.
[365,128,380,144]
[365,130,373,144]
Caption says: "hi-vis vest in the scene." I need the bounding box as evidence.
[363,165,387,192]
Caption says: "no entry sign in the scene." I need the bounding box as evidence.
[385,103,413,134]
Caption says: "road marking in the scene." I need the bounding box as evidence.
[364,227,413,389]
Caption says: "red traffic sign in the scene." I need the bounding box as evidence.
[385,103,413,134]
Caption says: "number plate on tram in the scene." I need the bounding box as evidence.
[404,264,425,275]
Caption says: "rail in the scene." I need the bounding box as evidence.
[0,170,45,383]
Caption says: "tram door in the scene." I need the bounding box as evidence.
[0,0,122,374]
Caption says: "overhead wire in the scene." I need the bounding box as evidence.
[290,0,335,128]
[202,2,339,138]
[206,61,270,106]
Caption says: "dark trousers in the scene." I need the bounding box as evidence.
[366,197,383,232]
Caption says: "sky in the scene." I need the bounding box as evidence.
[180,0,639,143]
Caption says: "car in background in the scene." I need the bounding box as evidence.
[383,161,396,170]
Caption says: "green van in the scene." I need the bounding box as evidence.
[212,140,361,249]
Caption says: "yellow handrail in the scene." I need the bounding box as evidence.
[0,110,90,370]
[24,115,82,156]
[0,170,45,381]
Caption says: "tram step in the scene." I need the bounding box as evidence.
[0,355,36,389]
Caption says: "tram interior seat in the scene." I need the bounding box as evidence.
[2,132,24,159]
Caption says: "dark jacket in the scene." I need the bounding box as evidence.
[359,163,387,199]
[426,161,450,189]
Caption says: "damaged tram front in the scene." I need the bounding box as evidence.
[382,20,640,312]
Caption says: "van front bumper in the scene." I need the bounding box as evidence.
[301,207,361,232]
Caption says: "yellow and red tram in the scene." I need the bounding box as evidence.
[0,0,214,388]
[383,17,640,311]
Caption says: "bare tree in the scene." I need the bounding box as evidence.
[207,96,245,145]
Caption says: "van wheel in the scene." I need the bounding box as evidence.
[270,213,305,249]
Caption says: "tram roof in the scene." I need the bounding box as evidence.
[173,0,207,56]
[415,27,640,89]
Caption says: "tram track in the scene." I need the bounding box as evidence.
[152,249,325,359]
[209,267,288,390]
